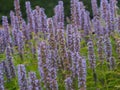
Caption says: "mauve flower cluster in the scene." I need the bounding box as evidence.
[0,63,4,90]
[0,0,119,89]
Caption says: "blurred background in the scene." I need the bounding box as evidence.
[0,0,120,24]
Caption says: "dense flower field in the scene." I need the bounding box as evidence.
[0,0,120,90]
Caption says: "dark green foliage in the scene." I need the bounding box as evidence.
[1,0,119,24]
[1,33,120,90]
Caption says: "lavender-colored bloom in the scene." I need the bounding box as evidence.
[47,48,57,70]
[91,0,99,17]
[92,18,103,37]
[37,41,50,88]
[57,28,70,70]
[21,20,28,41]
[34,7,48,39]
[71,52,86,89]
[10,11,15,28]
[103,35,115,69]
[17,31,24,59]
[100,0,109,21]
[66,24,80,53]
[25,23,33,41]
[28,72,41,90]
[33,6,42,34]
[109,57,116,70]
[109,0,116,31]
[66,50,73,68]
[38,42,58,89]
[73,26,80,53]
[116,38,120,58]
[2,61,11,81]
[37,42,46,82]
[71,52,79,78]
[58,1,64,23]
[97,36,105,62]
[0,62,4,90]
[80,8,85,30]
[40,8,48,39]
[46,50,58,90]
[14,0,23,31]
[7,59,16,78]
[26,1,32,23]
[2,16,9,33]
[2,16,10,46]
[26,1,35,34]
[54,1,64,29]
[105,4,113,34]
[2,16,14,54]
[83,11,90,37]
[6,46,11,60]
[0,30,6,53]
[65,77,73,90]
[87,40,96,69]
[6,46,16,78]
[14,0,22,17]
[116,16,120,32]
[47,18,57,50]
[77,56,86,89]
[12,16,20,46]
[70,0,78,26]
[34,80,41,90]
[47,18,55,37]
[66,24,74,51]
[49,68,58,90]
[86,11,92,34]
[104,36,112,62]
[14,16,19,32]
[17,64,28,90]
[70,0,85,29]
[76,1,85,29]
[52,15,58,34]
[103,26,109,35]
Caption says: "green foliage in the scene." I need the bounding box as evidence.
[1,32,120,90]
[1,0,120,24]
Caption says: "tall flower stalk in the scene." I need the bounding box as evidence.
[17,64,28,90]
